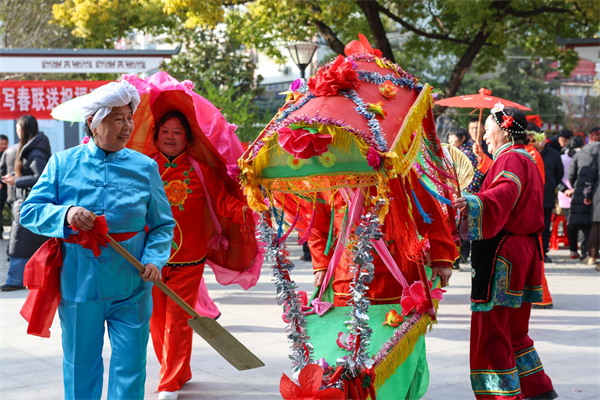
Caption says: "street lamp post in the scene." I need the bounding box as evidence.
[286,42,319,79]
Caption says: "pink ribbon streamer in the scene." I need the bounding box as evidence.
[312,189,365,315]
[187,155,229,250]
[371,239,408,288]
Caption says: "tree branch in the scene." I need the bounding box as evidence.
[378,4,472,45]
[504,6,573,18]
[312,19,346,55]
[309,2,345,55]
[433,28,493,118]
[357,0,395,61]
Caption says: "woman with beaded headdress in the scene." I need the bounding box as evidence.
[453,104,557,400]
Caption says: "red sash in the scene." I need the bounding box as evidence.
[20,215,138,338]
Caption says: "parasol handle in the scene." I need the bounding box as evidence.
[476,108,483,144]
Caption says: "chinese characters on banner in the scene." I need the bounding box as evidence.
[0,80,111,120]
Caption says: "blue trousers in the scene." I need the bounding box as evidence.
[6,256,28,286]
[58,290,152,400]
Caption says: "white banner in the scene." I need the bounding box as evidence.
[0,56,163,73]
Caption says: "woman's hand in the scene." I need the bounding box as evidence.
[472,142,484,160]
[431,267,452,287]
[1,174,15,186]
[453,197,468,216]
[564,189,574,198]
[313,270,326,287]
[141,263,160,283]
[66,206,96,231]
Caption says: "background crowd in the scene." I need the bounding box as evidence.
[448,120,600,309]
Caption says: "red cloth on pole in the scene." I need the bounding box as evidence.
[0,80,110,120]
[20,215,137,338]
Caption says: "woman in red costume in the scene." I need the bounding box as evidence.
[454,105,557,400]
[149,111,251,400]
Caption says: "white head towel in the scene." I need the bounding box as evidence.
[83,80,140,129]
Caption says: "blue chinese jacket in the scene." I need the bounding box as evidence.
[21,139,175,302]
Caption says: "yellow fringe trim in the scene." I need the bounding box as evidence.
[385,84,433,178]
[257,171,378,195]
[372,283,443,392]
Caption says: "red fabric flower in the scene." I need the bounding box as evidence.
[501,115,514,129]
[280,364,345,400]
[400,280,445,316]
[308,55,361,97]
[366,147,383,169]
[344,33,383,58]
[378,80,399,99]
[278,126,332,159]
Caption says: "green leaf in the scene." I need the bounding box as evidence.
[183,171,189,176]
[186,189,193,193]
[162,181,168,186]
[179,204,184,211]
[171,240,178,250]
[184,178,190,184]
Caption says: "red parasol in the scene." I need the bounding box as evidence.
[435,87,532,142]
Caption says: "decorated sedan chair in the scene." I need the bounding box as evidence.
[234,35,465,400]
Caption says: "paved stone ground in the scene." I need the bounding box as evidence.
[1,230,599,399]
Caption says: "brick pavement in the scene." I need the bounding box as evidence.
[1,233,598,399]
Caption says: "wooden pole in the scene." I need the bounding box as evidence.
[476,108,483,144]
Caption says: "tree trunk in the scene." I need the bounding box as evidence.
[312,19,346,56]
[357,0,395,62]
[433,29,492,118]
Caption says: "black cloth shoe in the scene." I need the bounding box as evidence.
[0,284,25,292]
[532,303,553,309]
[544,254,553,263]
[526,389,559,400]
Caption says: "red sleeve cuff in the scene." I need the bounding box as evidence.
[477,155,493,174]
[430,261,453,268]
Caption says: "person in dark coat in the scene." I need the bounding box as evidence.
[549,129,573,153]
[532,126,564,263]
[0,134,9,236]
[567,128,600,266]
[0,115,51,291]
[556,136,585,259]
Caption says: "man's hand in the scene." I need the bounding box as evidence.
[453,197,468,216]
[313,270,326,287]
[431,266,452,287]
[66,207,96,231]
[141,263,160,283]
[584,198,592,205]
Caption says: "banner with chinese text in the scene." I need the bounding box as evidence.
[0,80,112,120]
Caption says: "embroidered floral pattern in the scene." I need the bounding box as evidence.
[163,164,194,211]
[287,156,305,170]
[465,194,483,241]
[515,347,544,378]
[470,367,521,397]
[165,180,189,210]
[471,257,533,312]
[318,151,336,168]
